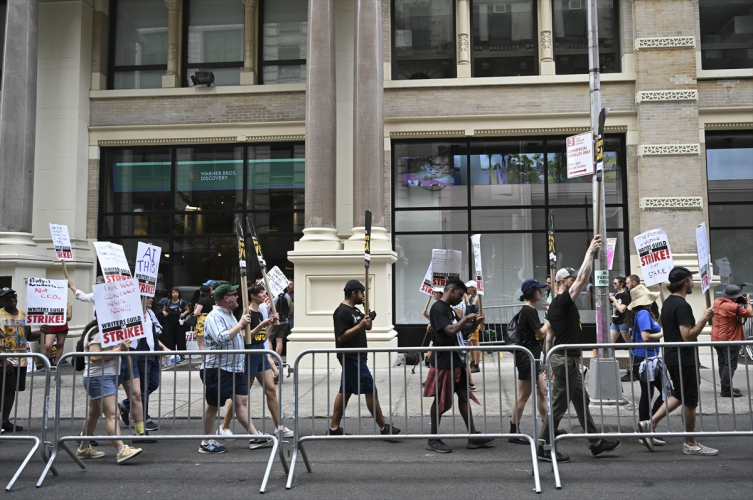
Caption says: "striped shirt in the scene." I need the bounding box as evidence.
[204,306,245,373]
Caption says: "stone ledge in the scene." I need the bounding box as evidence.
[639,197,703,210]
[634,36,695,51]
[637,144,701,156]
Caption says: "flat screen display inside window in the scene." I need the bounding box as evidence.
[175,160,243,191]
[400,155,463,187]
[112,162,171,192]
[248,158,305,189]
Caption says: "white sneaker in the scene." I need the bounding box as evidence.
[116,445,143,464]
[637,420,654,452]
[76,446,105,459]
[281,427,294,438]
[218,426,236,441]
[652,437,666,446]
[683,443,718,456]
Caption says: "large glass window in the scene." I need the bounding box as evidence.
[699,0,753,70]
[100,143,304,293]
[260,0,308,84]
[471,0,537,77]
[185,0,244,86]
[706,131,753,297]
[110,0,169,89]
[393,135,628,326]
[392,0,456,79]
[552,0,619,74]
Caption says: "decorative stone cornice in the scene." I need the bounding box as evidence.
[640,197,703,210]
[635,90,698,104]
[705,122,753,130]
[637,144,701,156]
[97,134,305,146]
[475,125,627,136]
[390,130,466,138]
[246,134,305,142]
[634,37,695,51]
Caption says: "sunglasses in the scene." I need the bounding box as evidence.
[225,292,238,298]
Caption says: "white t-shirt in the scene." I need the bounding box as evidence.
[84,329,121,377]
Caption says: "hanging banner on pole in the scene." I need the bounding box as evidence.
[49,224,73,261]
[135,242,161,297]
[470,234,484,295]
[548,211,556,270]
[419,263,433,296]
[606,238,617,271]
[234,217,247,277]
[364,210,372,269]
[431,249,462,288]
[25,278,68,325]
[265,266,290,298]
[696,222,711,294]
[93,278,146,349]
[634,228,674,287]
[93,242,132,282]
[566,131,594,179]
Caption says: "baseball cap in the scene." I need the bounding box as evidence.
[203,280,218,287]
[721,284,744,300]
[0,287,16,299]
[213,284,239,300]
[464,280,477,289]
[668,266,696,284]
[432,286,444,294]
[555,267,578,281]
[521,279,547,293]
[344,280,365,292]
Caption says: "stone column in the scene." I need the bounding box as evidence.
[456,0,471,77]
[162,0,181,88]
[539,0,555,74]
[240,0,257,85]
[0,0,38,234]
[295,0,341,249]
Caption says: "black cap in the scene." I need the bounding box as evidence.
[668,266,697,284]
[344,280,365,292]
[0,287,16,299]
[722,284,744,300]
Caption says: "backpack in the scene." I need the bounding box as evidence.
[73,320,98,371]
[503,312,523,345]
[275,292,290,322]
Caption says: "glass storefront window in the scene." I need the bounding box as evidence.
[394,141,468,208]
[103,215,171,237]
[547,137,623,205]
[471,208,545,231]
[552,0,620,74]
[247,145,305,211]
[260,0,308,84]
[186,0,244,86]
[103,149,172,213]
[395,210,469,232]
[472,0,537,77]
[470,139,545,206]
[175,146,244,211]
[699,0,753,70]
[393,0,456,79]
[111,0,168,89]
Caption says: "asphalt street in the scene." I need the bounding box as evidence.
[2,414,751,499]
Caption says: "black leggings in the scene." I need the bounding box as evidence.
[633,357,665,421]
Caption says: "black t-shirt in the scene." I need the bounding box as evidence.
[517,305,544,360]
[548,291,583,357]
[248,309,267,345]
[661,294,697,366]
[612,290,630,325]
[429,300,464,369]
[333,303,367,361]
[198,297,213,316]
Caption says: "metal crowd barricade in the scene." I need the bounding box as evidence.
[544,340,753,490]
[38,349,288,493]
[481,305,523,344]
[286,345,543,493]
[0,353,55,491]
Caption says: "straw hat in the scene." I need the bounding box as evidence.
[627,284,660,310]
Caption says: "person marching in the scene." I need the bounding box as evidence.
[327,280,400,437]
[193,285,214,351]
[711,284,752,398]
[424,278,494,453]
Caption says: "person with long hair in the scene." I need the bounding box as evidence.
[625,284,666,450]
[162,287,190,363]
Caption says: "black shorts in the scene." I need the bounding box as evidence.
[268,323,291,342]
[515,351,542,381]
[0,366,27,393]
[667,364,700,409]
[203,368,248,407]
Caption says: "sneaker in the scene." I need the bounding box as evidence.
[118,402,130,426]
[590,439,621,457]
[639,437,666,447]
[426,439,451,453]
[249,435,272,450]
[116,445,143,464]
[467,435,495,449]
[508,435,529,445]
[469,384,477,392]
[637,420,654,452]
[218,426,236,441]
[145,420,159,432]
[380,424,402,436]
[720,391,743,398]
[537,447,570,463]
[327,427,344,436]
[76,446,105,459]
[281,427,294,438]
[620,372,633,382]
[554,428,568,437]
[198,439,226,454]
[471,363,481,373]
[683,442,718,456]
[76,432,98,447]
[132,432,156,444]
[1,421,23,432]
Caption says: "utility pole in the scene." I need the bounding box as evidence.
[586,0,622,402]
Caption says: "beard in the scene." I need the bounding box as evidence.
[354,296,364,305]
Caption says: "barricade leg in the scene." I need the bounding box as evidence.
[5,436,41,491]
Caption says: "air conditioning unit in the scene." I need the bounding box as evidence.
[569,0,585,10]
[493,4,509,14]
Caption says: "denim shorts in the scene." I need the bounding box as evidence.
[117,356,140,386]
[244,343,272,380]
[83,375,118,400]
[338,357,375,395]
[610,322,628,333]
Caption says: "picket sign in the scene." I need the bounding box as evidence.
[92,278,146,349]
[470,235,484,295]
[93,242,132,282]
[265,266,290,299]
[634,228,674,287]
[431,249,462,288]
[419,263,433,296]
[25,278,67,326]
[135,242,161,297]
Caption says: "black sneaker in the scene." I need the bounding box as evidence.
[118,402,130,426]
[471,363,481,373]
[620,372,633,382]
[1,422,23,432]
[590,439,621,457]
[537,446,570,463]
[380,424,401,436]
[467,434,495,449]
[249,437,272,450]
[132,432,157,444]
[508,435,529,445]
[426,439,451,453]
[554,428,568,437]
[145,420,159,432]
[327,427,344,436]
[720,391,743,398]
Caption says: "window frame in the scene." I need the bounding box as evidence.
[257,0,308,85]
[698,0,753,71]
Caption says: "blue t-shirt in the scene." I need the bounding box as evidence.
[631,309,661,358]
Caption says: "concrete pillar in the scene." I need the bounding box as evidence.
[240,0,257,85]
[295,0,341,249]
[456,0,471,77]
[539,0,555,74]
[0,0,38,234]
[162,0,181,88]
[90,0,109,90]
